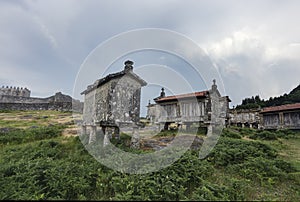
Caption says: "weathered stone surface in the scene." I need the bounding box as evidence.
[229,108,261,128]
[0,86,30,97]
[130,126,140,149]
[0,90,83,112]
[262,110,300,129]
[81,61,147,147]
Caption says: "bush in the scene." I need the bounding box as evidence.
[222,128,242,139]
[190,178,247,201]
[230,157,297,183]
[250,130,277,140]
[207,138,277,166]
[275,129,298,139]
[0,125,66,145]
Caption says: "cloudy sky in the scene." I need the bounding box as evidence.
[1,0,300,115]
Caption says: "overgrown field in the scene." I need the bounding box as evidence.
[0,110,299,200]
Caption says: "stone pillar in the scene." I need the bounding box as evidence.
[81,125,87,135]
[130,125,140,149]
[186,123,191,132]
[207,124,213,137]
[103,127,112,147]
[89,125,97,144]
[158,123,164,131]
[114,127,120,140]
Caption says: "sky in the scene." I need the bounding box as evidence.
[1,0,300,116]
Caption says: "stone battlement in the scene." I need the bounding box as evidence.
[0,86,30,97]
[0,86,83,112]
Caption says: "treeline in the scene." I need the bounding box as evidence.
[235,84,300,110]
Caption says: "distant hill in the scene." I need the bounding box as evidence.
[235,84,300,110]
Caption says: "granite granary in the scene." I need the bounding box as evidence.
[81,60,147,147]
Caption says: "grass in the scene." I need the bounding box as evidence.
[277,138,300,170]
[0,110,73,128]
[0,110,299,200]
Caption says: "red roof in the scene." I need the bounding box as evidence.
[261,103,300,113]
[155,91,209,102]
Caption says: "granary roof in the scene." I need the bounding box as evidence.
[81,61,147,95]
[261,102,300,113]
[154,90,209,103]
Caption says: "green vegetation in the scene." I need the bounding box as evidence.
[235,83,300,109]
[0,125,66,145]
[0,111,299,200]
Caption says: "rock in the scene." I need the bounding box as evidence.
[190,136,204,150]
[0,127,11,133]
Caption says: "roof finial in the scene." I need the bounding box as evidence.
[124,60,134,72]
[160,88,165,98]
[212,79,217,91]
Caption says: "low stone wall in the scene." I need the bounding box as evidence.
[0,95,48,103]
[0,92,83,112]
[0,102,73,111]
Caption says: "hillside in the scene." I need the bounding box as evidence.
[236,84,300,109]
[0,110,299,200]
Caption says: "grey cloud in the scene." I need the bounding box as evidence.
[1,0,300,107]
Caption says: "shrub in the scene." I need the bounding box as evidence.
[207,138,277,166]
[222,128,241,139]
[0,125,66,145]
[249,130,277,140]
[230,157,297,183]
[275,129,298,139]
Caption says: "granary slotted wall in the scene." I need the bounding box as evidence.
[155,98,208,123]
[260,103,300,129]
[147,80,231,127]
[229,103,300,130]
[228,109,261,128]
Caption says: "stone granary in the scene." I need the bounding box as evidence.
[146,80,231,131]
[81,60,147,146]
[260,103,300,129]
[228,108,261,129]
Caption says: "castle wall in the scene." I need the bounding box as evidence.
[0,102,72,111]
[0,91,82,112]
[0,86,30,97]
[0,95,48,103]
